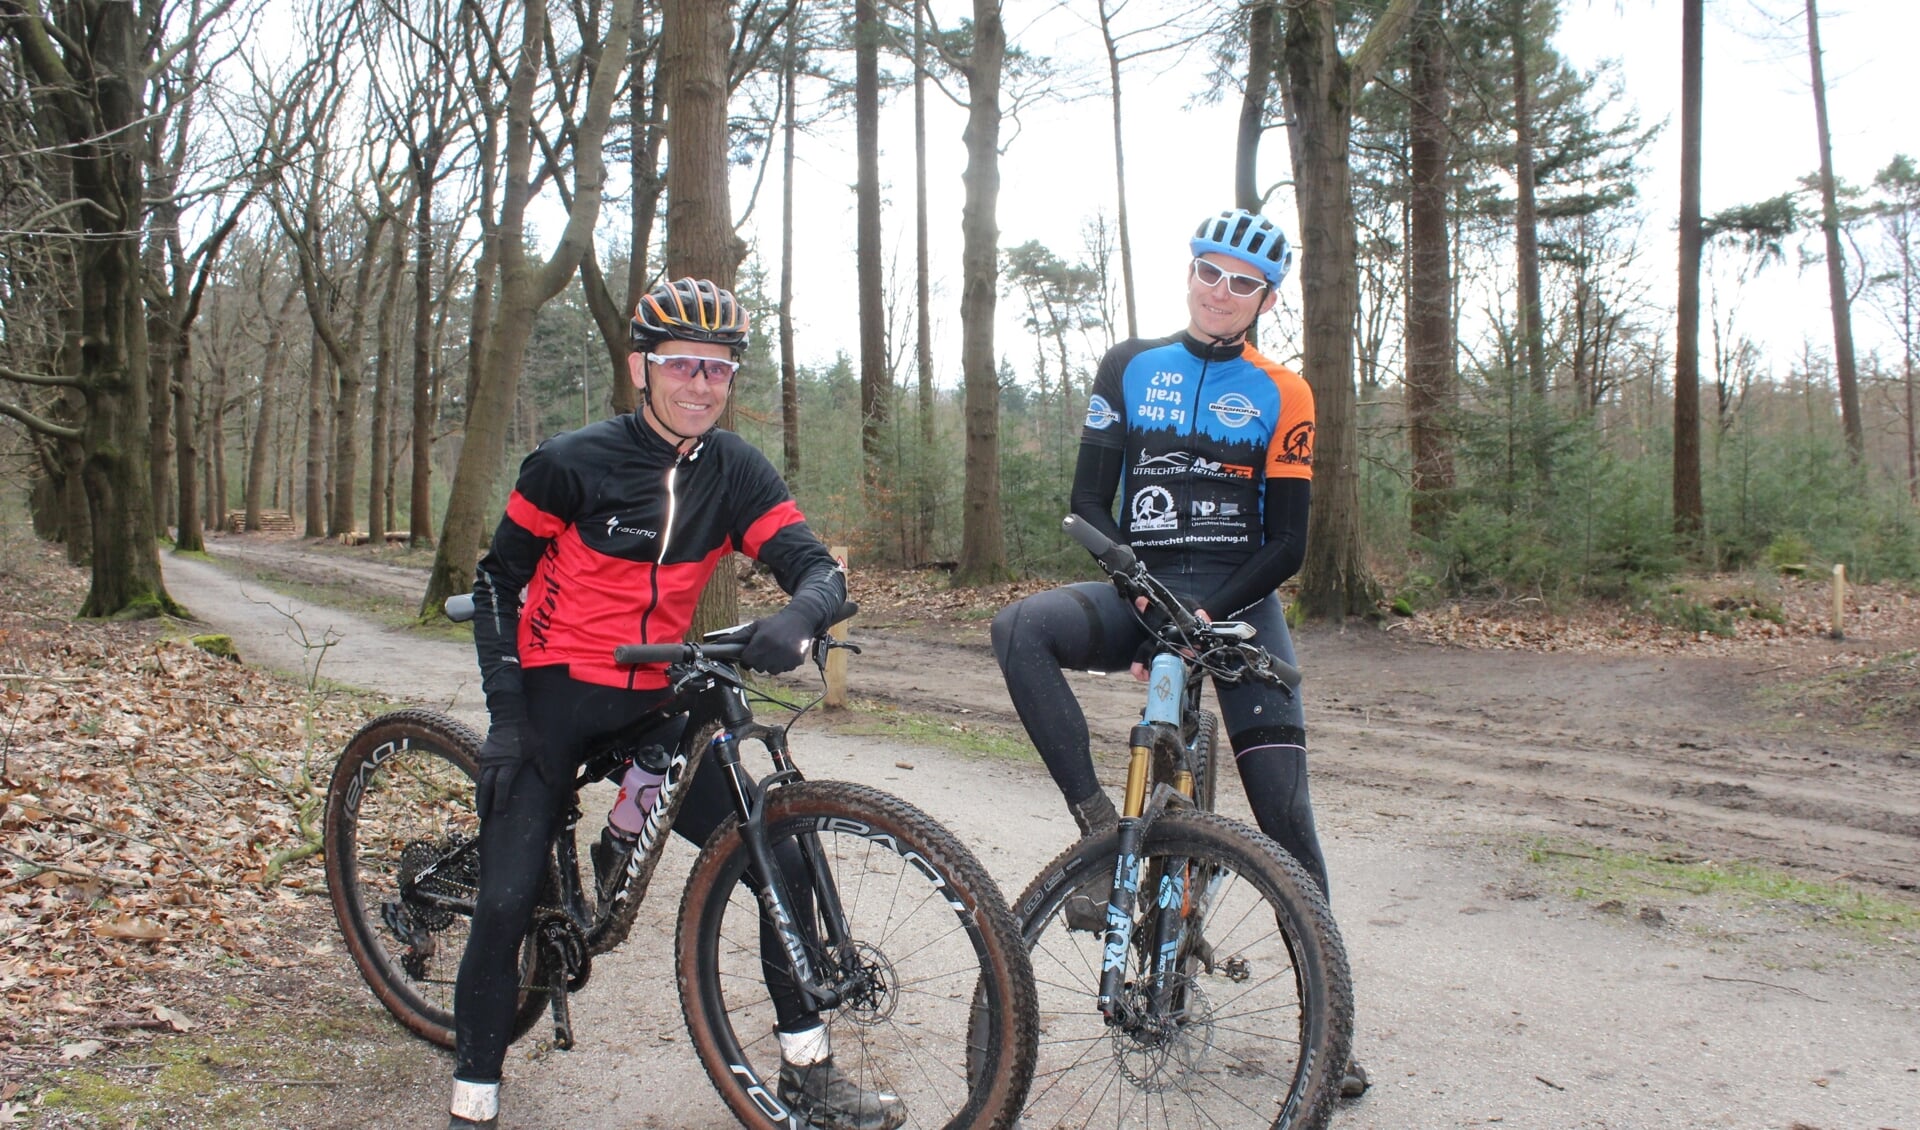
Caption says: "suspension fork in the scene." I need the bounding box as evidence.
[708,684,846,1013]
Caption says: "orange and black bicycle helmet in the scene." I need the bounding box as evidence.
[630,277,751,352]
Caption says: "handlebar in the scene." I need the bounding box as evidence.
[1061,515,1302,692]
[616,600,858,670]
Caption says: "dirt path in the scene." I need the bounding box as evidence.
[158,536,1920,1129]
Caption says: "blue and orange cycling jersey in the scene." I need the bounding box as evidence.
[1080,333,1313,575]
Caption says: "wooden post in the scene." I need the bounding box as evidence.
[1829,562,1846,640]
[826,545,850,709]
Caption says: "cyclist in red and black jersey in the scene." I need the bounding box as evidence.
[448,279,903,1130]
[992,210,1367,1099]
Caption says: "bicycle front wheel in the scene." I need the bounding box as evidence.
[677,780,1036,1130]
[1014,809,1352,1130]
[323,709,551,1048]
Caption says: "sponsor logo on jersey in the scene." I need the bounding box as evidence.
[1133,449,1255,481]
[1129,486,1178,532]
[1190,500,1243,517]
[1208,392,1262,428]
[1280,420,1315,465]
[605,515,658,539]
[1084,394,1121,430]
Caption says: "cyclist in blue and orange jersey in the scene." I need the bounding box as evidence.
[991,209,1367,1098]
[448,278,903,1130]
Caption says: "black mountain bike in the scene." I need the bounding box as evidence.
[323,601,1036,1129]
[1009,516,1354,1130]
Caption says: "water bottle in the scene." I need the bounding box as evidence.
[606,752,668,836]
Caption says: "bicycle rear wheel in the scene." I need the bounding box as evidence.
[323,709,551,1048]
[1013,809,1352,1130]
[677,780,1036,1129]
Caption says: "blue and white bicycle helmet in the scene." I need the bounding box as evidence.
[1190,209,1293,288]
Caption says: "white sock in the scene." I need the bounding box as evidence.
[451,1079,499,1121]
[777,1023,831,1066]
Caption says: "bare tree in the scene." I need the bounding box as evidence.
[1088,0,1215,339]
[667,0,749,633]
[0,0,245,615]
[1405,0,1454,539]
[1674,0,1704,536]
[422,0,636,614]
[955,0,1008,583]
[855,0,892,532]
[1804,0,1862,457]
[1281,0,1419,620]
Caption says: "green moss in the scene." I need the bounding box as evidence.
[190,633,241,661]
[821,698,1037,761]
[1524,837,1920,946]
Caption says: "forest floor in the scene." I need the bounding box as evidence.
[3,529,1918,1128]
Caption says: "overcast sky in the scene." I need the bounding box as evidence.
[733,0,1916,384]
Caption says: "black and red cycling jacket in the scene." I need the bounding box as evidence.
[471,414,843,716]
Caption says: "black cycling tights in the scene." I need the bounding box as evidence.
[454,668,814,1083]
[991,580,1329,898]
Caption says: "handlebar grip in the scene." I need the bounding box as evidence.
[444,593,475,623]
[614,643,692,665]
[1269,656,1303,691]
[1062,514,1136,571]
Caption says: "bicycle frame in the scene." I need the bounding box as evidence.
[1058,513,1298,1026]
[410,598,870,1047]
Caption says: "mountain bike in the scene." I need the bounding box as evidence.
[1009,515,1354,1130]
[322,600,1037,1129]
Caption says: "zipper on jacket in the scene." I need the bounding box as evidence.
[638,452,684,647]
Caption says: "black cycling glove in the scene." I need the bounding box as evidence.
[739,606,815,675]
[1130,596,1203,669]
[474,719,542,817]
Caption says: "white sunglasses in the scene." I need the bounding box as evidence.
[1190,258,1269,298]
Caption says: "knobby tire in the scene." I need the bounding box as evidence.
[677,780,1037,1129]
[1013,809,1352,1130]
[323,709,551,1049]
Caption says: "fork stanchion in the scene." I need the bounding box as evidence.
[826,545,850,709]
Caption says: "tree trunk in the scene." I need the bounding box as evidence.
[619,56,668,418]
[1236,1,1278,216]
[1282,0,1416,621]
[1805,0,1862,458]
[369,213,407,543]
[1510,0,1545,401]
[954,0,1007,585]
[659,0,746,636]
[304,330,328,537]
[22,0,182,617]
[855,0,891,544]
[245,289,296,530]
[781,13,802,485]
[1674,0,1704,535]
[913,0,936,562]
[409,142,440,546]
[208,357,229,532]
[1406,0,1455,540]
[169,309,203,552]
[328,213,384,538]
[1097,0,1138,338]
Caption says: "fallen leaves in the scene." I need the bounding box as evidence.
[0,542,360,1058]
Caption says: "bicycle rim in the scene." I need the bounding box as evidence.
[1015,810,1351,1130]
[678,780,1035,1130]
[324,709,549,1048]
